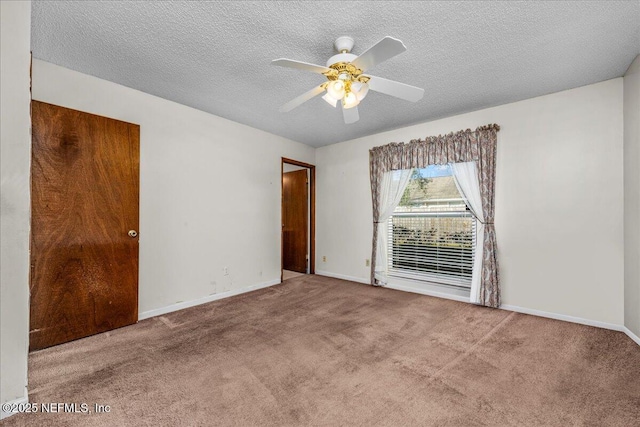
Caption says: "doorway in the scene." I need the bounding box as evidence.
[281,158,315,282]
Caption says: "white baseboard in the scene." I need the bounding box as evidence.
[500,304,625,332]
[315,270,369,285]
[623,326,640,346]
[139,279,281,321]
[501,305,640,347]
[1,395,29,420]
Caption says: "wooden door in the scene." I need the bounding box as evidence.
[282,169,308,273]
[30,101,140,351]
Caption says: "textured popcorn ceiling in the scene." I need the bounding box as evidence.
[31,1,640,147]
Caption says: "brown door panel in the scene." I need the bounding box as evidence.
[30,101,139,350]
[282,169,308,274]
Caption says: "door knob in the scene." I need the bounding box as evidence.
[128,230,138,238]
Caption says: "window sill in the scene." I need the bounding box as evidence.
[389,269,471,289]
[385,274,471,303]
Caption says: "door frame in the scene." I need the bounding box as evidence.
[281,157,315,282]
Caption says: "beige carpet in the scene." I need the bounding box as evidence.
[3,275,639,426]
[283,270,305,281]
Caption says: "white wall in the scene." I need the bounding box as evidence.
[31,60,315,317]
[624,55,640,337]
[316,79,624,326]
[0,0,31,408]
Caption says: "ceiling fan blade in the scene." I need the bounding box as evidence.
[342,105,359,124]
[350,37,407,71]
[366,76,424,102]
[280,85,325,112]
[272,58,333,74]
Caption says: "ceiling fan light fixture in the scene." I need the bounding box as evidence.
[273,36,423,124]
[342,91,359,109]
[326,80,346,100]
[351,81,369,101]
[322,93,338,107]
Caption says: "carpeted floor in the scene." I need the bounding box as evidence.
[283,270,305,281]
[3,275,640,426]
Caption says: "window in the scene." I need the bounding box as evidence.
[388,165,476,288]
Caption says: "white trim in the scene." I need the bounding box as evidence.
[138,279,281,321]
[1,395,29,420]
[623,326,640,346]
[315,270,369,285]
[384,282,471,303]
[500,304,625,332]
[389,270,471,289]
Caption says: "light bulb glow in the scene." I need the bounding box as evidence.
[326,80,346,100]
[342,91,359,109]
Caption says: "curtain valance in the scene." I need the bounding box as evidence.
[369,124,500,172]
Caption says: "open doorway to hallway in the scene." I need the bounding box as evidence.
[281,158,315,282]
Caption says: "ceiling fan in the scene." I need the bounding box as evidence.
[272,36,424,124]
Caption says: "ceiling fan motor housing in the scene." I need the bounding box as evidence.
[326,53,357,68]
[334,36,354,53]
[327,36,356,67]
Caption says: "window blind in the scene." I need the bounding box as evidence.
[388,212,475,287]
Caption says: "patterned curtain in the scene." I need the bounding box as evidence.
[369,124,500,308]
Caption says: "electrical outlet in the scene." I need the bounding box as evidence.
[365,259,370,267]
[322,256,326,262]
[223,267,228,275]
